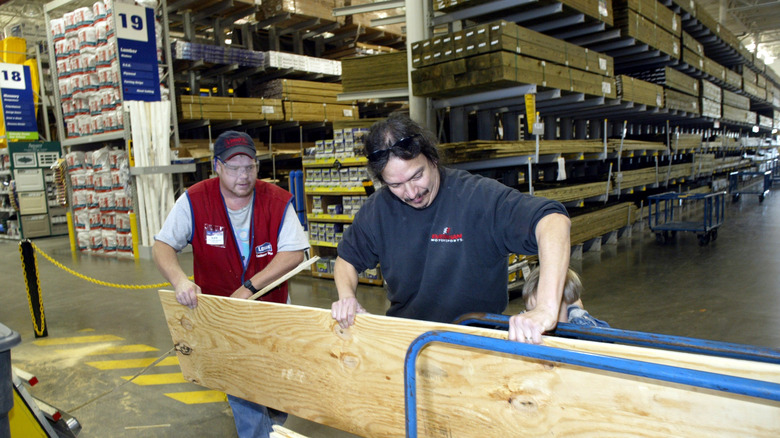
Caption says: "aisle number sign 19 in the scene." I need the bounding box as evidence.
[115,3,160,101]
[0,63,38,141]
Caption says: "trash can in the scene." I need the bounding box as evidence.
[0,323,21,438]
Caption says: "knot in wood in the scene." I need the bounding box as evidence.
[175,343,193,355]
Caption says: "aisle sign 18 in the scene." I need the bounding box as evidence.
[115,2,148,43]
[0,62,38,140]
[0,64,26,90]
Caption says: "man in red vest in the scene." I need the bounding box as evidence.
[153,130,309,437]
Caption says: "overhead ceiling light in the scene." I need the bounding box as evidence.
[21,4,43,18]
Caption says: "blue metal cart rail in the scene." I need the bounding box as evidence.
[729,170,771,203]
[404,330,780,437]
[647,191,726,246]
[451,312,780,364]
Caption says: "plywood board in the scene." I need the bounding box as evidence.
[159,291,780,437]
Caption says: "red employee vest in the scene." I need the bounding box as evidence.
[187,178,292,303]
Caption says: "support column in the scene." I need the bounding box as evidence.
[560,117,573,139]
[501,112,519,140]
[575,119,587,139]
[406,0,430,128]
[477,110,493,140]
[544,115,556,140]
[589,118,601,139]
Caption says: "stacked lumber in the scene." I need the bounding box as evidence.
[704,136,740,149]
[433,0,614,25]
[714,156,753,173]
[535,180,611,203]
[341,51,408,92]
[570,202,637,245]
[411,20,613,78]
[722,105,757,125]
[702,57,726,82]
[759,115,773,130]
[614,9,680,59]
[615,167,658,187]
[725,69,742,89]
[321,42,398,60]
[682,31,703,57]
[616,75,663,107]
[177,95,358,123]
[178,95,284,121]
[672,134,702,151]
[256,79,346,105]
[722,89,750,109]
[743,80,767,101]
[282,101,359,122]
[608,139,666,152]
[700,79,721,119]
[666,162,692,181]
[681,47,703,71]
[439,140,606,163]
[412,51,616,99]
[615,163,690,188]
[692,153,716,177]
[665,89,700,114]
[614,0,681,37]
[634,67,699,96]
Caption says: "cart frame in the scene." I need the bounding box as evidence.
[729,170,771,203]
[647,191,726,245]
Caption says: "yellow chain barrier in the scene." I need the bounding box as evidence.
[28,240,191,290]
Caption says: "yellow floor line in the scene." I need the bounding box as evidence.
[33,335,124,346]
[56,344,159,356]
[86,356,179,370]
[122,373,188,385]
[164,390,227,404]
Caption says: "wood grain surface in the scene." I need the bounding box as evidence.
[159,291,780,437]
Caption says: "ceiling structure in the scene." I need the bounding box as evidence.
[0,0,777,73]
[697,0,780,70]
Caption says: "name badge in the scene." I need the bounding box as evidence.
[204,224,226,247]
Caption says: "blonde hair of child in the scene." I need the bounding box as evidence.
[522,268,583,307]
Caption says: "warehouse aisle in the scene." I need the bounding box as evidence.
[1,192,778,437]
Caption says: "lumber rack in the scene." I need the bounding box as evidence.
[404,328,780,437]
[729,170,772,204]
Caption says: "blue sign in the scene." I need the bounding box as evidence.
[0,63,38,140]
[115,3,160,101]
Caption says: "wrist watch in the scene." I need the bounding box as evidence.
[243,280,258,294]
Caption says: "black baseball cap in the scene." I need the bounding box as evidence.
[213,131,256,161]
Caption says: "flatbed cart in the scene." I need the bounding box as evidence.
[729,170,771,203]
[647,191,726,246]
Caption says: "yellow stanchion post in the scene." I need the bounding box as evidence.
[66,211,77,255]
[18,240,47,338]
[129,212,140,261]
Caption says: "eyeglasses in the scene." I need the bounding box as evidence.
[366,133,421,162]
[219,159,257,176]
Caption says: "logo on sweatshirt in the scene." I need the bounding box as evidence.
[255,242,274,257]
[431,226,463,243]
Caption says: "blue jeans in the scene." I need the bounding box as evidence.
[227,395,288,438]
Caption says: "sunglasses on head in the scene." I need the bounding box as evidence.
[366,133,421,162]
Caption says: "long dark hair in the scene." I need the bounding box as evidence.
[364,112,439,183]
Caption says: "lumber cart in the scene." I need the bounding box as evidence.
[729,170,771,203]
[647,191,726,246]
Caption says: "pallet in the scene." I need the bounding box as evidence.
[159,291,780,437]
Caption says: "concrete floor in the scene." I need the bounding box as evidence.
[1,191,779,437]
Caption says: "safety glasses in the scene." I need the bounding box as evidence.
[366,133,421,162]
[218,159,258,176]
